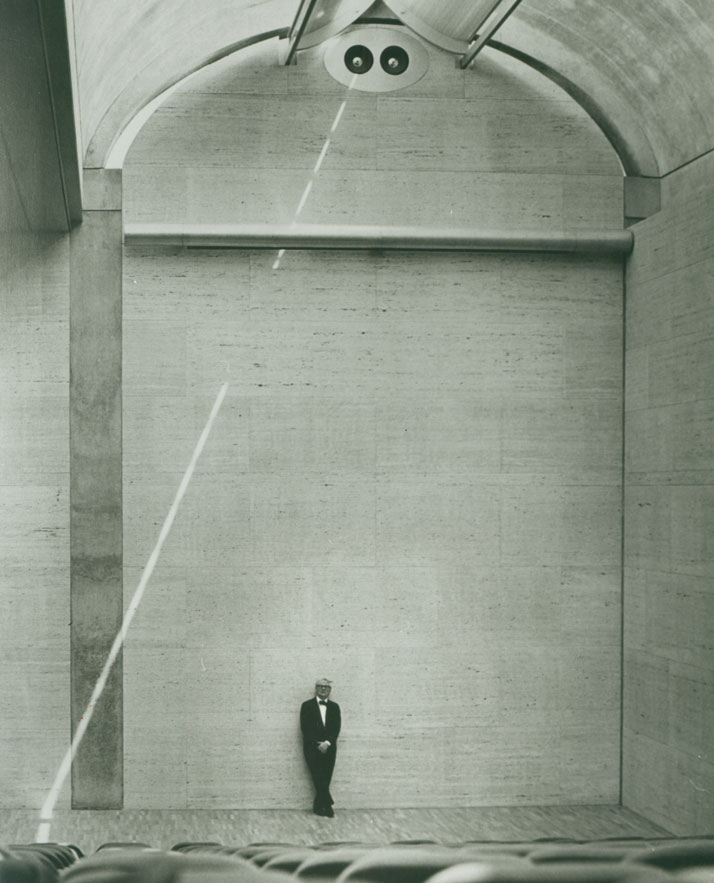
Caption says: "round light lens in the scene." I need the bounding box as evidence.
[344,45,374,74]
[380,45,409,75]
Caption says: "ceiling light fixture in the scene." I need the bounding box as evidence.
[380,45,409,74]
[344,44,374,73]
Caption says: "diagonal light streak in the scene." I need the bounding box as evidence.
[35,382,229,843]
[272,74,358,270]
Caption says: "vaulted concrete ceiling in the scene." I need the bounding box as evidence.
[73,0,714,177]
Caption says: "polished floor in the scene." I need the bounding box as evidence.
[0,806,671,855]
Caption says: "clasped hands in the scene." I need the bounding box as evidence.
[317,741,330,753]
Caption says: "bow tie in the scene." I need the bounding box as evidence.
[318,700,327,706]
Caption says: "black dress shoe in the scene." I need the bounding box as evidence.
[323,807,334,817]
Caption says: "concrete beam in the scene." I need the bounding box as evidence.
[624,177,661,224]
[37,0,83,226]
[70,171,123,808]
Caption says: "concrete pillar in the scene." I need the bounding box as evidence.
[70,169,123,808]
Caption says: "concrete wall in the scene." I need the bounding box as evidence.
[0,2,73,809]
[2,0,713,826]
[121,247,623,809]
[123,41,623,232]
[0,215,70,810]
[623,151,714,833]
[121,38,624,808]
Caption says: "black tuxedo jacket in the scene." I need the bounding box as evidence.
[300,697,341,746]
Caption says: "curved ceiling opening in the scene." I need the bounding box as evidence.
[76,1,714,178]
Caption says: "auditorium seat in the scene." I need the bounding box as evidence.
[250,848,307,867]
[3,834,713,883]
[333,846,477,883]
[424,859,673,883]
[9,844,78,870]
[0,858,54,883]
[262,849,320,873]
[455,845,537,859]
[233,846,298,862]
[0,847,60,883]
[294,846,378,880]
[170,844,298,865]
[627,840,714,871]
[59,847,292,883]
[527,847,634,863]
[672,871,714,883]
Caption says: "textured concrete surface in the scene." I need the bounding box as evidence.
[0,7,72,806]
[124,43,622,233]
[69,183,124,808]
[2,0,713,836]
[74,1,714,178]
[121,248,623,809]
[117,39,626,811]
[623,151,714,834]
[0,229,71,809]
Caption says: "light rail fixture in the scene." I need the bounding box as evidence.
[459,0,525,68]
[324,25,428,92]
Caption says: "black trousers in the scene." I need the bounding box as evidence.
[303,742,336,809]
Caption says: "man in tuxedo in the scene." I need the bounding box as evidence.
[300,678,341,817]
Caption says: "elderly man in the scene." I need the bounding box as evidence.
[300,678,341,817]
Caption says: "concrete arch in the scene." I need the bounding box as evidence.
[76,2,714,179]
[94,30,641,182]
[489,41,655,178]
[98,31,287,170]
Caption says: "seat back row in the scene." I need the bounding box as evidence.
[1,837,713,883]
